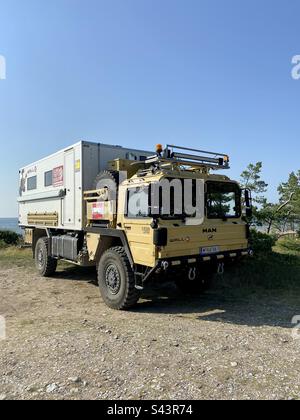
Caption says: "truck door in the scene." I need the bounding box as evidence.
[63,149,75,226]
[120,185,155,268]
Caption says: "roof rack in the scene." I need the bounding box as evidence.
[145,144,230,170]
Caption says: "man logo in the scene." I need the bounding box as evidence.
[0,55,6,80]
[203,228,217,234]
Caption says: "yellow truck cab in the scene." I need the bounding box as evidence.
[83,144,252,308]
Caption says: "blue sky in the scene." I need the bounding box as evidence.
[0,0,300,217]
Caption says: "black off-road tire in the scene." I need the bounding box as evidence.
[98,246,140,310]
[35,237,57,277]
[175,267,214,295]
[93,170,119,200]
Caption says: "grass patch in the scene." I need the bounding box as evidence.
[275,238,300,254]
[0,247,33,270]
[217,247,300,294]
[0,246,73,271]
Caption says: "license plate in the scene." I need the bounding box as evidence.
[200,246,220,255]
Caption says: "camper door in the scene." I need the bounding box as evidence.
[63,149,75,226]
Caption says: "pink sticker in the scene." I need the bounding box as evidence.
[53,166,64,187]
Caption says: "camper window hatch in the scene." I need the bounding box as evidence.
[27,176,37,191]
[44,170,53,187]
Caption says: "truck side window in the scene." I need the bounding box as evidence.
[44,170,53,187]
[27,176,37,191]
[127,187,149,218]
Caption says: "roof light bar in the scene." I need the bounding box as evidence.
[145,144,230,170]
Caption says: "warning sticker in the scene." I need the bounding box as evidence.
[92,202,105,220]
[53,166,64,187]
[75,159,81,172]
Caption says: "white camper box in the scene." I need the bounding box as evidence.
[18,141,152,231]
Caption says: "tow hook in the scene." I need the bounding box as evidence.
[217,262,225,275]
[188,267,197,281]
[161,261,169,271]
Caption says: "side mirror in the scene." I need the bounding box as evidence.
[246,207,253,218]
[244,189,253,219]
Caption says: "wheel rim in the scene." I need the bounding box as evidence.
[105,264,121,295]
[37,246,44,269]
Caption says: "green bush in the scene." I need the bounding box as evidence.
[0,230,20,246]
[277,239,300,253]
[0,239,8,249]
[249,229,276,254]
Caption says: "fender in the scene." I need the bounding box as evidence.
[84,227,134,268]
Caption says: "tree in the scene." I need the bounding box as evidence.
[240,162,268,226]
[240,162,268,205]
[240,163,300,234]
[256,171,300,234]
[259,197,295,234]
[277,171,300,232]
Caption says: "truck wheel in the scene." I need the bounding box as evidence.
[98,247,140,310]
[175,268,214,295]
[35,238,57,277]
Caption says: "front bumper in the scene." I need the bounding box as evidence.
[158,248,252,269]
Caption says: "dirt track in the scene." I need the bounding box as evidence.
[0,256,300,400]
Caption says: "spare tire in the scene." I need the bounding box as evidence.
[93,170,119,201]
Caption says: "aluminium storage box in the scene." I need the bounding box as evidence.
[18,141,151,231]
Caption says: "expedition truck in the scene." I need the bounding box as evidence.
[19,141,252,310]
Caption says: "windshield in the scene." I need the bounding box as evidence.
[206,182,241,219]
[156,178,199,220]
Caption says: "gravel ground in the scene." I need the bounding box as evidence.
[0,259,300,400]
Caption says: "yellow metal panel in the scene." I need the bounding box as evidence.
[24,229,33,245]
[27,212,59,227]
[107,159,144,178]
[158,221,248,259]
[86,233,101,261]
[123,220,156,267]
